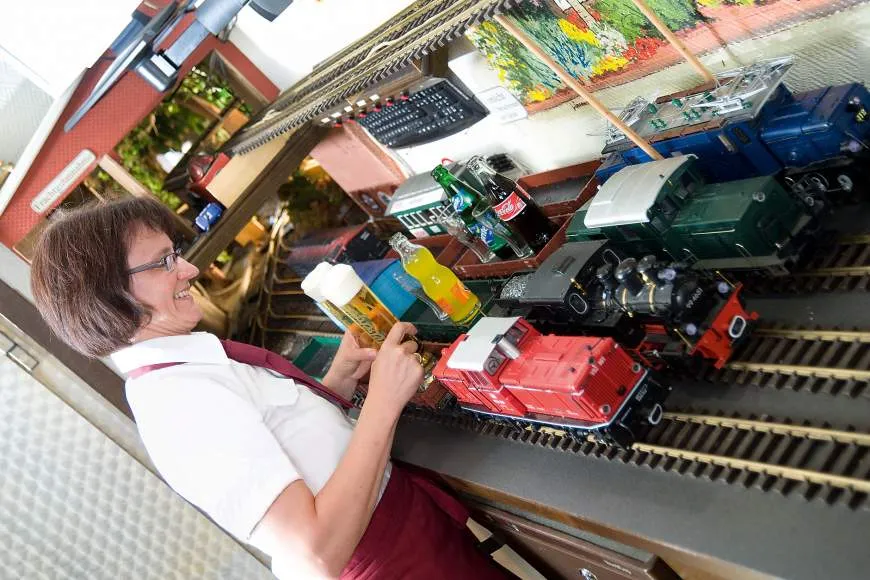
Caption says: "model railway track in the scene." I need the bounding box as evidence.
[699,327,870,397]
[746,234,870,294]
[254,316,342,339]
[227,0,519,154]
[638,412,870,497]
[256,281,341,339]
[404,407,870,508]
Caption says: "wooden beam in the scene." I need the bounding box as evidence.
[629,0,715,83]
[494,14,663,161]
[96,155,198,240]
[184,123,328,271]
[97,155,150,197]
[214,52,270,109]
[441,475,777,580]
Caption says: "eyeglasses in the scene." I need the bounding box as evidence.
[127,248,181,276]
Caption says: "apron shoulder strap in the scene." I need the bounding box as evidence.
[127,362,183,380]
[127,340,353,410]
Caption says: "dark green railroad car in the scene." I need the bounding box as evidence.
[566,155,813,273]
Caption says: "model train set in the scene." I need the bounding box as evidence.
[9,1,866,574]
[252,62,870,448]
[596,58,869,202]
[432,316,669,447]
[569,155,816,274]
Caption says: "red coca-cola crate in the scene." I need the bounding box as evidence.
[517,159,600,217]
[384,233,456,261]
[385,160,598,273]
[452,214,570,279]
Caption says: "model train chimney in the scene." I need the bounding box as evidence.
[495,336,521,360]
[615,258,645,295]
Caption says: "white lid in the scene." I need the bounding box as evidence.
[321,263,365,307]
[584,155,694,229]
[300,262,333,302]
[448,317,521,371]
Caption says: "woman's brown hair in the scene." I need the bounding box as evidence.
[31,197,177,358]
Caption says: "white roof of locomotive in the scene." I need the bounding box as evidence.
[584,155,694,229]
[447,316,521,372]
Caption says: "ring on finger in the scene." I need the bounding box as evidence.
[413,352,424,365]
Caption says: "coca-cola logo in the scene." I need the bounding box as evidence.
[493,192,526,221]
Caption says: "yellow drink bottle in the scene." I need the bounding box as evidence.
[389,234,481,325]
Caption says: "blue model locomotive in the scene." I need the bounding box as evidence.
[597,58,869,198]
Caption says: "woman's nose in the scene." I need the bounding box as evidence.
[176,256,200,280]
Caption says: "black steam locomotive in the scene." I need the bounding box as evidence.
[494,241,756,368]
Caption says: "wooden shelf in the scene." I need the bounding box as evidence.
[96,155,197,240]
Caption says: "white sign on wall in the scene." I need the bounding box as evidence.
[477,86,528,124]
[31,149,96,214]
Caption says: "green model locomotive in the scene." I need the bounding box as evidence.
[566,155,816,274]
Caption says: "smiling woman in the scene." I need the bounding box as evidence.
[30,196,188,358]
[28,196,510,579]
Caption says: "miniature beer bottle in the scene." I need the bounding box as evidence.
[389,233,481,325]
[300,262,355,331]
[321,264,400,346]
[430,164,515,260]
[321,264,435,380]
[466,155,556,252]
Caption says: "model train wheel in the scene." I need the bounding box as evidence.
[604,423,636,449]
[837,174,854,192]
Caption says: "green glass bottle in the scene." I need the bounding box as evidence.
[431,165,513,259]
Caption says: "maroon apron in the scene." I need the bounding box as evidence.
[129,339,509,579]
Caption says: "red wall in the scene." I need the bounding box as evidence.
[0,11,278,249]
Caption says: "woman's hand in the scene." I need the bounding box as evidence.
[321,329,378,400]
[366,322,425,416]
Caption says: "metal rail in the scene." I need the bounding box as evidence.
[724,362,870,382]
[529,411,870,448]
[641,412,870,495]
[792,265,870,278]
[752,328,870,343]
[404,406,870,505]
[703,325,870,397]
[662,412,870,446]
[266,311,330,322]
[836,234,870,245]
[630,443,870,494]
[267,288,305,295]
[747,236,870,293]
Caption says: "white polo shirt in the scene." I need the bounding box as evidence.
[111,332,391,565]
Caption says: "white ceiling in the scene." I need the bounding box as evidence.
[0,55,53,165]
[230,0,415,90]
[0,0,141,98]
